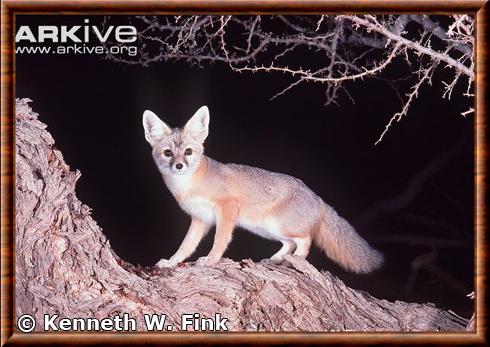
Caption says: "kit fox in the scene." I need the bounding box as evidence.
[143,106,383,273]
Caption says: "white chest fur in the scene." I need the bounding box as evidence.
[163,173,216,224]
[163,172,193,196]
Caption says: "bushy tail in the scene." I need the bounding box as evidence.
[313,204,384,274]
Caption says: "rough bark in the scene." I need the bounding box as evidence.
[15,98,469,332]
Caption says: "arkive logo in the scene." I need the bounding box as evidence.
[16,19,137,43]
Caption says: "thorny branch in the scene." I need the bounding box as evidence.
[106,15,474,144]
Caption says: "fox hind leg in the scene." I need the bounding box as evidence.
[269,240,296,264]
[292,236,312,258]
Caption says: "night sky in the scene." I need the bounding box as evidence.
[16,15,474,317]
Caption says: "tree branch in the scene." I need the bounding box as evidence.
[341,15,474,79]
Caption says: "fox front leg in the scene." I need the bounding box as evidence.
[156,218,210,268]
[196,202,239,266]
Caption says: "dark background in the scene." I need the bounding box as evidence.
[16,15,474,317]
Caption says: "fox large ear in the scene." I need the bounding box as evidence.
[142,110,172,145]
[184,106,210,143]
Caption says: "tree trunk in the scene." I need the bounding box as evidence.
[15,98,469,332]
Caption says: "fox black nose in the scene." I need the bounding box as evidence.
[176,163,183,170]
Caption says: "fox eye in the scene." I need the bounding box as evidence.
[163,149,173,157]
[184,148,193,156]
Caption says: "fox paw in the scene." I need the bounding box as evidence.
[155,258,177,269]
[195,256,218,266]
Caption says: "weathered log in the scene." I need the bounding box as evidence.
[15,98,469,332]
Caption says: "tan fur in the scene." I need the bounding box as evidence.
[144,107,383,272]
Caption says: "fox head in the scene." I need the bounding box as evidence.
[143,106,210,176]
